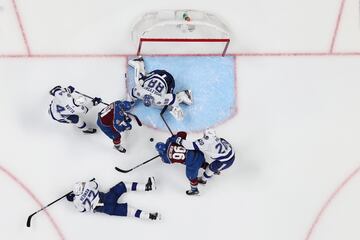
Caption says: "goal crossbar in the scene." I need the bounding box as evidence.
[137,38,230,56]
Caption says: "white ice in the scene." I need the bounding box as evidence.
[1,0,360,240]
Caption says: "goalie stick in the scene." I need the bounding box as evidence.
[74,90,142,127]
[115,155,160,173]
[26,178,95,228]
[160,106,174,136]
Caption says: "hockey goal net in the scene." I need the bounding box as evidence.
[132,10,231,56]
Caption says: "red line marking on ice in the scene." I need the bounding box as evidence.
[235,52,360,57]
[0,53,129,58]
[305,165,360,240]
[330,0,346,53]
[0,165,65,240]
[10,0,31,55]
[1,52,360,59]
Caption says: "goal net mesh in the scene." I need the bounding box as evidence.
[132,10,231,56]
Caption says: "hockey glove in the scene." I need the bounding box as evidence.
[66,85,75,93]
[125,123,132,131]
[49,85,62,96]
[92,97,102,106]
[125,116,132,123]
[66,193,75,202]
[168,135,183,145]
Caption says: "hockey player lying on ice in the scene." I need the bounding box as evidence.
[66,178,160,220]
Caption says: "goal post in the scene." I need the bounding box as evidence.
[132,10,231,56]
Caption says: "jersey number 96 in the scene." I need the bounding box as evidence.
[171,146,186,160]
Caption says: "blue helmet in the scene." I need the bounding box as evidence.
[155,142,167,154]
[115,100,132,112]
[143,95,154,107]
[156,142,171,164]
[120,101,132,111]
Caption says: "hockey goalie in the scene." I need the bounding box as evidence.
[128,56,193,121]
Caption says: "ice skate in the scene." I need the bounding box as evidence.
[198,177,207,185]
[186,188,200,196]
[128,56,144,67]
[114,144,126,153]
[149,212,161,220]
[82,128,97,134]
[145,177,156,191]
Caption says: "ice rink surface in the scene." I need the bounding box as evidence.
[1,0,360,239]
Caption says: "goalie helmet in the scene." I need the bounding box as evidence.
[73,182,85,195]
[203,128,216,140]
[143,94,154,107]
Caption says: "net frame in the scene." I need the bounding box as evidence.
[132,10,231,56]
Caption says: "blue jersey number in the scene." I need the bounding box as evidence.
[147,79,165,93]
[56,105,65,113]
[82,190,98,208]
[215,139,230,154]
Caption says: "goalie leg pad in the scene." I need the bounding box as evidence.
[175,90,193,105]
[128,57,146,85]
[169,105,184,121]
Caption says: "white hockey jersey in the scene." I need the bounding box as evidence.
[182,136,235,163]
[130,71,176,108]
[49,89,92,122]
[73,181,101,213]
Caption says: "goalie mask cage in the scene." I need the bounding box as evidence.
[132,10,231,56]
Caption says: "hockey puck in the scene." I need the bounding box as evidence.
[150,138,154,142]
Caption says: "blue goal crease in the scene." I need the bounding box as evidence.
[126,56,236,132]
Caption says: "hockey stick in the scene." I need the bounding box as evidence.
[124,112,142,127]
[74,90,108,105]
[26,191,71,228]
[74,90,142,127]
[115,155,160,173]
[26,178,95,227]
[160,106,174,136]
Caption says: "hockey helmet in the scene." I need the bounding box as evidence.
[155,142,167,154]
[74,96,87,106]
[120,101,132,112]
[143,95,154,107]
[73,182,85,195]
[203,128,216,140]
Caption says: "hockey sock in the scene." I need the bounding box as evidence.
[203,168,214,179]
[123,182,147,191]
[127,206,150,219]
[75,119,92,131]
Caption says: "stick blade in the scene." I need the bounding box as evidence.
[26,213,34,227]
[134,117,142,127]
[114,167,132,173]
